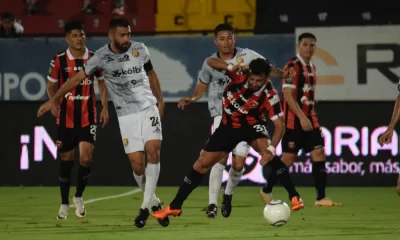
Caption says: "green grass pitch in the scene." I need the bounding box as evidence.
[0,186,399,240]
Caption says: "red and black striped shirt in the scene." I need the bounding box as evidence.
[47,48,103,128]
[221,71,283,128]
[282,54,320,130]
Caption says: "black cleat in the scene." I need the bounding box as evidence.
[206,204,218,219]
[221,194,232,218]
[134,208,149,228]
[151,202,170,227]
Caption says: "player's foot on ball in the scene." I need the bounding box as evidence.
[315,198,342,207]
[151,199,170,227]
[134,208,150,228]
[291,196,304,211]
[221,194,232,218]
[206,204,218,219]
[152,205,182,220]
[56,204,69,220]
[259,188,273,204]
[73,196,86,218]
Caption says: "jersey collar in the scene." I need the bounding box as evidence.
[296,53,313,67]
[244,80,267,96]
[67,47,89,60]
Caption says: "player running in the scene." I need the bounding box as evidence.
[46,21,108,220]
[177,23,296,218]
[153,57,292,222]
[260,33,341,207]
[378,82,400,196]
[38,17,169,228]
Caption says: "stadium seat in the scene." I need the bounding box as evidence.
[0,1,25,15]
[215,0,255,14]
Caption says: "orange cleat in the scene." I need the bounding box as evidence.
[315,198,342,207]
[152,205,182,220]
[291,196,304,211]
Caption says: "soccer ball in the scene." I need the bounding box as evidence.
[263,200,291,227]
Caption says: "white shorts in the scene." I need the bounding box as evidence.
[118,105,162,153]
[213,115,250,157]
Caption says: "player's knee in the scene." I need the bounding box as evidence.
[80,159,92,167]
[132,163,145,176]
[397,186,400,196]
[145,150,160,164]
[281,154,296,167]
[311,148,325,161]
[232,154,245,171]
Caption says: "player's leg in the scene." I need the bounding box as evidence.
[307,128,341,206]
[73,125,97,218]
[56,126,76,220]
[220,143,248,218]
[260,129,303,211]
[152,125,237,221]
[397,174,400,196]
[140,105,169,227]
[207,115,225,215]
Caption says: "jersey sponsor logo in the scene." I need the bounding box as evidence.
[116,79,145,91]
[64,92,90,101]
[80,78,92,85]
[300,96,315,105]
[268,95,279,106]
[118,54,130,62]
[112,66,142,78]
[226,91,248,115]
[302,84,315,93]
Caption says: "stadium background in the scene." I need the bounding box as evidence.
[1,0,400,187]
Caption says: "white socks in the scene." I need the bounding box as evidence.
[209,162,225,205]
[224,167,243,195]
[133,162,160,210]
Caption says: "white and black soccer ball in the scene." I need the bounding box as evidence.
[263,200,291,227]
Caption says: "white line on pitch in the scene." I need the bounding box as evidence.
[69,188,142,208]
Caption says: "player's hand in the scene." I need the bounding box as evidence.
[177,97,194,110]
[259,149,275,166]
[283,67,296,78]
[300,116,313,131]
[100,107,109,128]
[378,127,394,146]
[229,64,249,73]
[50,102,59,118]
[37,100,53,118]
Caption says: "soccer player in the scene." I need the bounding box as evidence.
[152,57,294,222]
[46,21,108,220]
[260,33,341,207]
[177,23,296,219]
[378,87,400,196]
[38,17,169,228]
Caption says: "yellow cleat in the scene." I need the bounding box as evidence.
[315,198,342,207]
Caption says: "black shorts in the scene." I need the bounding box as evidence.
[281,127,324,154]
[56,125,97,153]
[203,123,270,153]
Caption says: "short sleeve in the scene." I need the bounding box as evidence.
[199,59,212,84]
[282,61,299,89]
[264,89,284,120]
[83,54,101,76]
[47,56,60,83]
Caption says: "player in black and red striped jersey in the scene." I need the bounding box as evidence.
[47,21,109,220]
[152,58,302,222]
[260,33,341,207]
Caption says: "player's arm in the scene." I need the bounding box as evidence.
[378,91,400,146]
[96,71,109,127]
[282,63,312,131]
[46,56,61,117]
[206,58,248,74]
[265,92,285,149]
[50,70,86,103]
[247,49,293,79]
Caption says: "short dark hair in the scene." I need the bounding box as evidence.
[2,12,15,21]
[64,21,84,34]
[249,58,271,76]
[298,32,316,43]
[214,23,234,37]
[109,17,130,30]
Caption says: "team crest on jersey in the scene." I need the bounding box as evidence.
[236,57,244,64]
[56,141,62,148]
[123,138,129,146]
[288,142,295,149]
[132,50,140,57]
[250,100,259,108]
